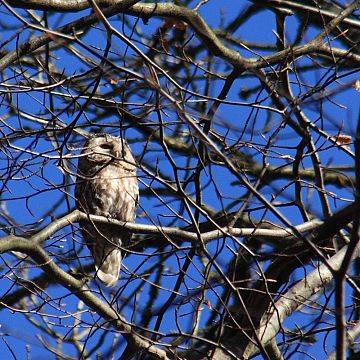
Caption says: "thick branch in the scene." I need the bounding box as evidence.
[6,0,141,11]
[243,243,360,358]
[23,209,324,248]
[0,235,170,360]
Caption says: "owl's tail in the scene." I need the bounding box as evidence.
[94,247,122,287]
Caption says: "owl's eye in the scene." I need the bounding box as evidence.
[99,143,113,150]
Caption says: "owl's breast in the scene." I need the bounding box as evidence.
[79,164,138,222]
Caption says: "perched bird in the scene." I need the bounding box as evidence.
[75,135,138,286]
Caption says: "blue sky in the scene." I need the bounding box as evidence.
[0,1,359,359]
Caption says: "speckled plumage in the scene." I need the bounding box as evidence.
[75,135,138,286]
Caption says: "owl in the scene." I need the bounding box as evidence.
[75,135,139,286]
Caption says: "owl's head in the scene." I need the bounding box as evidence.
[80,135,135,169]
